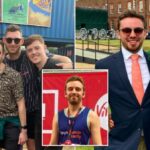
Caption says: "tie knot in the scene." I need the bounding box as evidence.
[131,54,139,61]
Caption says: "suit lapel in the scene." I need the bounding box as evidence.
[144,52,150,72]
[113,51,139,104]
[142,52,150,103]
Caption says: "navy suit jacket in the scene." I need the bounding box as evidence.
[95,51,150,150]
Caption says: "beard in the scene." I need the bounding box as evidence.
[122,38,143,53]
[68,93,82,105]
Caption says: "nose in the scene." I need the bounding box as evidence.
[72,88,77,93]
[11,40,16,45]
[130,30,136,37]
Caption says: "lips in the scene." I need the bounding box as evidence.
[31,56,39,63]
[69,94,79,100]
[127,38,139,45]
[10,47,18,51]
[70,95,78,100]
[129,41,137,44]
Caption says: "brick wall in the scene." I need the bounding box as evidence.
[76,0,104,9]
[76,0,150,31]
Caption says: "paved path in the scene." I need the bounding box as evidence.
[75,43,119,68]
[75,62,95,69]
[76,48,111,60]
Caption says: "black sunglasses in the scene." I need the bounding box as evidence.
[5,38,21,44]
[120,27,144,34]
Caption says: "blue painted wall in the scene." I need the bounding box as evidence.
[0,0,74,44]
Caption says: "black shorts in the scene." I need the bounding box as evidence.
[0,122,21,150]
[27,111,36,139]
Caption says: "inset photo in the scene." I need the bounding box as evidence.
[42,69,108,146]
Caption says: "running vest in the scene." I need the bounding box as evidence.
[58,107,91,145]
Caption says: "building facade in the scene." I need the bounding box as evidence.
[76,0,150,31]
[107,0,150,31]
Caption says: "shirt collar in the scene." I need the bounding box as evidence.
[121,46,144,60]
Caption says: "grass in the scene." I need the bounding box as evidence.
[76,146,94,150]
[61,146,94,150]
[76,39,150,52]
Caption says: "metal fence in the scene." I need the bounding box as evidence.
[57,45,74,62]
[76,28,116,40]
[76,29,121,64]
[48,45,74,66]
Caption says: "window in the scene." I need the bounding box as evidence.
[127,2,132,10]
[139,0,143,12]
[133,0,136,10]
[118,4,122,13]
[110,20,115,30]
[110,4,114,14]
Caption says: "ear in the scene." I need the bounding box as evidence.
[64,91,67,98]
[44,44,47,51]
[82,92,85,98]
[144,30,148,39]
[20,38,24,45]
[116,30,120,39]
[2,37,6,44]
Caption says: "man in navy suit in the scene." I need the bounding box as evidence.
[95,10,150,150]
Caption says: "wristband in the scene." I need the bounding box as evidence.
[20,125,27,129]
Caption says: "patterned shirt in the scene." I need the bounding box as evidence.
[0,65,24,117]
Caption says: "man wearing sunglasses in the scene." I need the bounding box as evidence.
[2,24,72,150]
[0,40,27,150]
[95,10,150,150]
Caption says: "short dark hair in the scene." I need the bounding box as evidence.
[117,10,147,30]
[24,34,45,48]
[5,24,22,36]
[65,75,85,91]
[0,40,5,52]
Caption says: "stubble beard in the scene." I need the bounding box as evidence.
[68,95,81,106]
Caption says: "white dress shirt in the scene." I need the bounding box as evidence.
[121,46,150,92]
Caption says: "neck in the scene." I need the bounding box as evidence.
[37,56,48,70]
[0,63,5,73]
[68,104,82,116]
[7,50,21,60]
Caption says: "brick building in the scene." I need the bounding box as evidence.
[76,0,104,9]
[107,0,150,31]
[76,0,150,31]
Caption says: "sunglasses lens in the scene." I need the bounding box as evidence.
[14,38,21,44]
[120,28,144,34]
[121,28,132,34]
[6,38,21,44]
[134,28,144,34]
[6,38,12,44]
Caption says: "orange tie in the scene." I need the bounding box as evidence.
[131,54,144,104]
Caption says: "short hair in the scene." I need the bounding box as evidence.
[5,24,22,36]
[24,34,45,48]
[117,10,147,30]
[0,40,5,53]
[65,75,85,91]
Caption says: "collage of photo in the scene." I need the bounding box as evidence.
[0,0,150,150]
